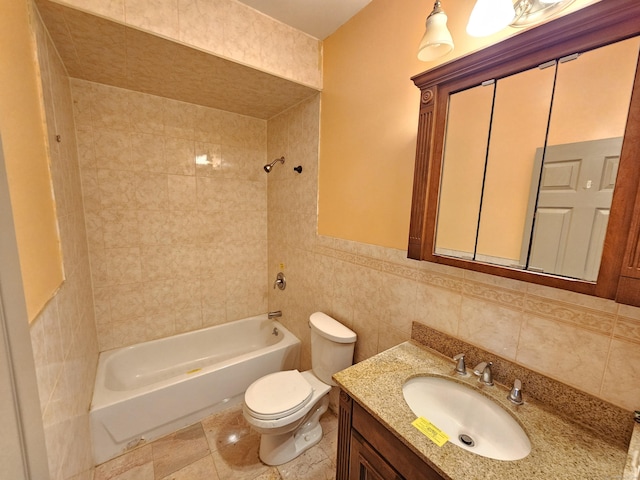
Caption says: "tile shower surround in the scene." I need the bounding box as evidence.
[71,79,269,351]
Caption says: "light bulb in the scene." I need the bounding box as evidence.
[466,0,516,37]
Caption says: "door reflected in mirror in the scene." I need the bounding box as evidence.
[434,35,640,282]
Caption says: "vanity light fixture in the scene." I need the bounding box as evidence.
[418,0,575,60]
[466,0,516,37]
[510,0,576,28]
[467,0,576,36]
[417,1,454,62]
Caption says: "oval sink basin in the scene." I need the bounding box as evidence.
[402,376,531,461]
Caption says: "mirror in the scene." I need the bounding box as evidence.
[435,37,639,282]
[408,0,640,300]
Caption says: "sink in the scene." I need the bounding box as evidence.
[402,376,531,461]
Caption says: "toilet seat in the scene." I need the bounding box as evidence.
[244,370,313,420]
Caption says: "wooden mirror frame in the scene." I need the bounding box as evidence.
[408,0,640,304]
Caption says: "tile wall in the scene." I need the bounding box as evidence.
[49,0,322,89]
[29,5,99,479]
[71,80,269,351]
[267,97,640,414]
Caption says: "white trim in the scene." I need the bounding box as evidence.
[0,136,50,479]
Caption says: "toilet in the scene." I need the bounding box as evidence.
[243,312,357,465]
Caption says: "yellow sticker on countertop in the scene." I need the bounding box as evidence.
[411,417,449,447]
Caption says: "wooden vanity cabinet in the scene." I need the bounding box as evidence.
[337,390,447,480]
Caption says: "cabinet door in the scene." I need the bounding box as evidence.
[349,431,403,480]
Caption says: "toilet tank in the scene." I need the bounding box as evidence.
[309,312,357,386]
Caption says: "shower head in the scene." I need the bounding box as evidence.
[264,156,285,173]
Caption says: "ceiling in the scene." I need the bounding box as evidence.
[235,0,372,40]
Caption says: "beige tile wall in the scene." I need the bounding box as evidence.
[267,96,640,414]
[50,0,322,89]
[29,7,99,480]
[71,79,269,351]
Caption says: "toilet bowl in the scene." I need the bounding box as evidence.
[243,312,356,465]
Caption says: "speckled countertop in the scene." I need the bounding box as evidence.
[623,424,640,480]
[334,341,635,480]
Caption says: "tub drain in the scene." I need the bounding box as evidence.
[459,434,475,447]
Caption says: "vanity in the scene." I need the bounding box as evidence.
[333,339,636,480]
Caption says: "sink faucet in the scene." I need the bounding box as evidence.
[453,353,467,375]
[474,361,494,386]
[508,379,523,405]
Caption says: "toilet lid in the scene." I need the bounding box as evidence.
[245,370,313,420]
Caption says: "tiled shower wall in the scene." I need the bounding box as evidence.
[267,98,640,414]
[29,6,99,480]
[71,80,269,351]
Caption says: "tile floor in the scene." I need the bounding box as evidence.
[94,405,338,480]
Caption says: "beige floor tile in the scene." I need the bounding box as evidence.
[211,432,269,480]
[202,404,252,452]
[94,445,154,480]
[252,468,282,479]
[276,446,335,480]
[319,411,338,434]
[317,426,338,463]
[152,423,210,479]
[159,454,219,480]
[99,463,155,480]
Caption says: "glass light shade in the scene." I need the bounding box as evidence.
[466,0,516,37]
[417,10,454,62]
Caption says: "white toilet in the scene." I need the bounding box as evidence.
[243,312,356,465]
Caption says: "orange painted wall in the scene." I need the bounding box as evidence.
[319,0,601,250]
[0,0,63,320]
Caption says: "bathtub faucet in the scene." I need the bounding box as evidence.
[268,311,282,319]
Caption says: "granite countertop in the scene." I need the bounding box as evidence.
[623,424,640,480]
[334,341,635,480]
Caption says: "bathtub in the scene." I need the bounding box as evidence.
[90,314,300,464]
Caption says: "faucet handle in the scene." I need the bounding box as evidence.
[508,379,523,405]
[453,353,467,375]
[473,362,487,376]
[474,361,494,386]
[273,272,286,290]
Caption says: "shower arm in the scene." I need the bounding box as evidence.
[264,156,285,173]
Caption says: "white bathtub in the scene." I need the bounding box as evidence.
[90,314,300,464]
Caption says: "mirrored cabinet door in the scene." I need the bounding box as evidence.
[526,36,639,281]
[476,64,555,268]
[436,83,494,259]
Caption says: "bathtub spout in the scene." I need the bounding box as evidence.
[268,311,282,319]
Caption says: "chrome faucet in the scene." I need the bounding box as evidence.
[268,310,282,319]
[508,379,524,405]
[474,361,494,386]
[453,353,467,375]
